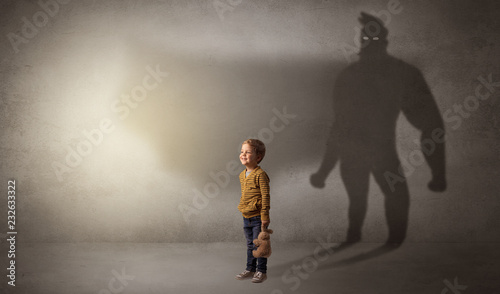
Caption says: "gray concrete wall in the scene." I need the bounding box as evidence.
[0,0,499,243]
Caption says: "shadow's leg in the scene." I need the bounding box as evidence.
[373,157,410,245]
[340,160,370,243]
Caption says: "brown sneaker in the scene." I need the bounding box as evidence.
[235,270,255,280]
[251,272,267,283]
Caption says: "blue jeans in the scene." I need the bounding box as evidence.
[243,216,267,273]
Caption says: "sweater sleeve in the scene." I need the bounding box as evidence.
[258,172,271,221]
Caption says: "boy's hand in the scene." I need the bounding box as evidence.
[262,221,270,228]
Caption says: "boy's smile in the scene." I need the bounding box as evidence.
[240,143,260,170]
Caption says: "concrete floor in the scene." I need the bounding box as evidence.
[2,242,499,294]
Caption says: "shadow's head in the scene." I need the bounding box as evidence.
[358,12,388,56]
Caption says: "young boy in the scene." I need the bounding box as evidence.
[235,139,270,283]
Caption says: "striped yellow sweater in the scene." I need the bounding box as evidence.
[238,166,270,221]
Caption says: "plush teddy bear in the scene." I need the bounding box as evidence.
[253,227,273,258]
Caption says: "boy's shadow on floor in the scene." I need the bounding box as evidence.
[271,242,399,278]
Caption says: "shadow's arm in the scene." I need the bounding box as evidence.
[310,123,340,188]
[402,69,446,192]
[310,78,343,188]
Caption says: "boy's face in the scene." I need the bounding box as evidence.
[240,144,260,168]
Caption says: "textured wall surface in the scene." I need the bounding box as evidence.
[0,0,499,243]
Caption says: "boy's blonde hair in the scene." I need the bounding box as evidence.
[242,139,266,163]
